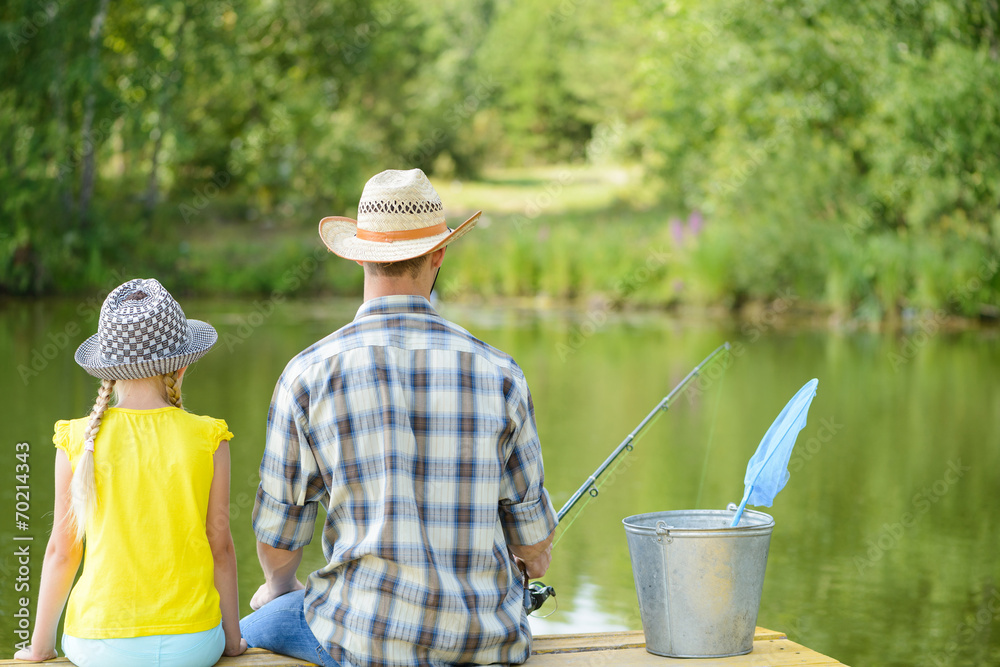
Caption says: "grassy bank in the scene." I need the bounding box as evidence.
[20,166,998,325]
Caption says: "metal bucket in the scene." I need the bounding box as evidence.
[622,508,774,658]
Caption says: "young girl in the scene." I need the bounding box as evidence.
[14,279,246,666]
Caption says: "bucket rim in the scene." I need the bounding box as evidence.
[622,508,775,536]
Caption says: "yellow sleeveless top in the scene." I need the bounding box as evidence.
[53,407,233,638]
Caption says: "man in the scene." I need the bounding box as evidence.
[241,169,558,667]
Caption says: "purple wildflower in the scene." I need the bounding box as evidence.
[688,210,704,237]
[669,217,684,245]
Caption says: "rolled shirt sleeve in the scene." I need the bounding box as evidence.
[499,379,558,546]
[252,372,325,551]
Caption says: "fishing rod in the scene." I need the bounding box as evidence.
[523,342,732,614]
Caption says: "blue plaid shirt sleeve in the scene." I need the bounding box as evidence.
[252,372,325,550]
[499,376,558,546]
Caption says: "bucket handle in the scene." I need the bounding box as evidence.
[655,520,673,543]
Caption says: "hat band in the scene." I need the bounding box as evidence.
[356,222,448,244]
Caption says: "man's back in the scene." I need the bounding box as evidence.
[253,295,557,667]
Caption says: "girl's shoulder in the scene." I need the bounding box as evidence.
[167,410,235,448]
[53,410,234,458]
[53,417,91,458]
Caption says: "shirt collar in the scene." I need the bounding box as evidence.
[353,295,440,321]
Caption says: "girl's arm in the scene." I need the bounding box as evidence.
[207,441,247,657]
[14,450,83,661]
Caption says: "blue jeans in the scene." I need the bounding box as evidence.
[62,623,224,667]
[240,590,340,667]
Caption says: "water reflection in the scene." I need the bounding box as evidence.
[1,297,997,666]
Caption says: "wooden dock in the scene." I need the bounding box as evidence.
[1,628,847,666]
[531,628,847,666]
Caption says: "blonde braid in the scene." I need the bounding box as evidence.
[164,370,183,408]
[70,379,115,542]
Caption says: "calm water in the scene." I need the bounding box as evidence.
[2,296,999,666]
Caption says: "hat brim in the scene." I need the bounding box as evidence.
[318,211,481,263]
[74,319,219,381]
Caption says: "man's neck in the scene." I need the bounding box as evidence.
[360,249,444,303]
[363,279,430,303]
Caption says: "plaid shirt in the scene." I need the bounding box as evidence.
[253,295,558,667]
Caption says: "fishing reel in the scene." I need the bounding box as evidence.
[523,581,557,615]
[520,565,557,616]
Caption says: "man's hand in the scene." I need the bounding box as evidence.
[250,577,305,610]
[509,531,554,579]
[251,542,306,610]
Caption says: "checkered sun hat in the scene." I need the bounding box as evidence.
[75,279,218,380]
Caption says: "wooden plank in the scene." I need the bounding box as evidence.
[533,627,787,654]
[0,630,845,667]
[528,638,847,666]
[0,648,316,666]
[215,648,317,666]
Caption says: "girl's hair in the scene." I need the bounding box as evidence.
[68,370,183,541]
[163,369,183,409]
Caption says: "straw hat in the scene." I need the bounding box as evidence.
[75,278,218,380]
[319,168,480,262]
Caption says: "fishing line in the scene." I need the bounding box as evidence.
[549,343,730,548]
[523,343,732,614]
[551,411,664,548]
[694,358,728,508]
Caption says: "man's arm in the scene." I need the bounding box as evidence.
[250,542,305,610]
[249,372,322,609]
[500,377,559,580]
[509,529,555,579]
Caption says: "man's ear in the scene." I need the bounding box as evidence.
[429,246,447,269]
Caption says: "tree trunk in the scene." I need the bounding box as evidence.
[143,6,190,223]
[54,57,73,217]
[143,126,163,217]
[988,0,999,61]
[77,0,111,229]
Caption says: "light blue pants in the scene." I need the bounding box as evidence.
[62,623,224,667]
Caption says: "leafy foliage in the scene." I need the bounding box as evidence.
[1,0,997,320]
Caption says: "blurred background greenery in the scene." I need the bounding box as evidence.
[2,0,999,321]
